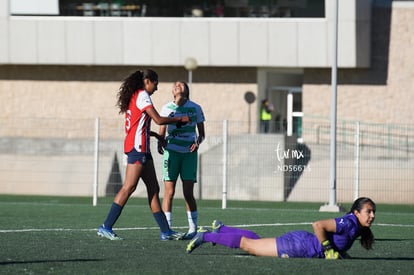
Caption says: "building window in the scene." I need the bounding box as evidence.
[8,0,325,18]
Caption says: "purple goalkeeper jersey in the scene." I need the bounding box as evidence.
[276,213,361,258]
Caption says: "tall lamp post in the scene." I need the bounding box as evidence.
[184,57,198,91]
[320,0,342,212]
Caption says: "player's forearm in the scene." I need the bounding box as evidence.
[312,219,336,244]
[154,116,182,125]
[196,123,205,145]
[196,135,204,146]
[312,221,327,243]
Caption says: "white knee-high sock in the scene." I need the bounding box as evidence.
[165,211,172,228]
[187,211,198,233]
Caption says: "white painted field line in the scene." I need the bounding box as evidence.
[1,222,412,234]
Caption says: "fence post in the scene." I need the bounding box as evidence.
[197,153,202,200]
[354,121,360,201]
[388,124,392,156]
[93,117,100,206]
[222,120,228,209]
[316,125,320,144]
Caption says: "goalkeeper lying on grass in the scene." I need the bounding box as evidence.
[186,197,376,259]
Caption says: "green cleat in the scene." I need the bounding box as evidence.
[211,220,224,233]
[186,227,209,254]
[179,231,197,240]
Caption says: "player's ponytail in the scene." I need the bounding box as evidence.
[117,69,158,114]
[181,81,190,99]
[349,197,376,250]
[360,227,374,250]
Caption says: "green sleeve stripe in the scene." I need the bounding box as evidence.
[169,126,196,135]
[177,106,196,113]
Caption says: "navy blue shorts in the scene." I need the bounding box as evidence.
[126,148,153,165]
[276,231,322,258]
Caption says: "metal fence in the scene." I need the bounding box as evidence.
[304,116,414,154]
[0,116,412,205]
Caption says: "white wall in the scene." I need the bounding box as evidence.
[0,0,371,68]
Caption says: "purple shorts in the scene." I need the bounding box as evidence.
[276,231,323,258]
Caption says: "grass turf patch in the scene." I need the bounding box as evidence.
[0,195,413,274]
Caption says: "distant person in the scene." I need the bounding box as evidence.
[158,81,205,240]
[186,197,376,259]
[213,0,224,17]
[260,99,274,133]
[97,69,189,241]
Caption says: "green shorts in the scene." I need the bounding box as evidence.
[162,149,197,182]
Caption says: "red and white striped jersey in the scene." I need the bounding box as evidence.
[124,89,153,153]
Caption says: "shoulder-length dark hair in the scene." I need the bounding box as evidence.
[116,69,158,114]
[349,197,376,250]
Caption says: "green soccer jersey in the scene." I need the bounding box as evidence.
[160,100,205,153]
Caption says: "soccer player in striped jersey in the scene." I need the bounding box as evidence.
[158,81,205,240]
[98,69,189,241]
[186,197,376,259]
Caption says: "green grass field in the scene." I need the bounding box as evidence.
[1,195,413,274]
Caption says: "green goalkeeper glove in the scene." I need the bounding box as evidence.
[322,240,340,260]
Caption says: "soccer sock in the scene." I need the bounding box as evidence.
[204,232,243,248]
[219,225,260,239]
[103,202,123,229]
[187,211,198,233]
[153,211,170,233]
[164,211,172,227]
